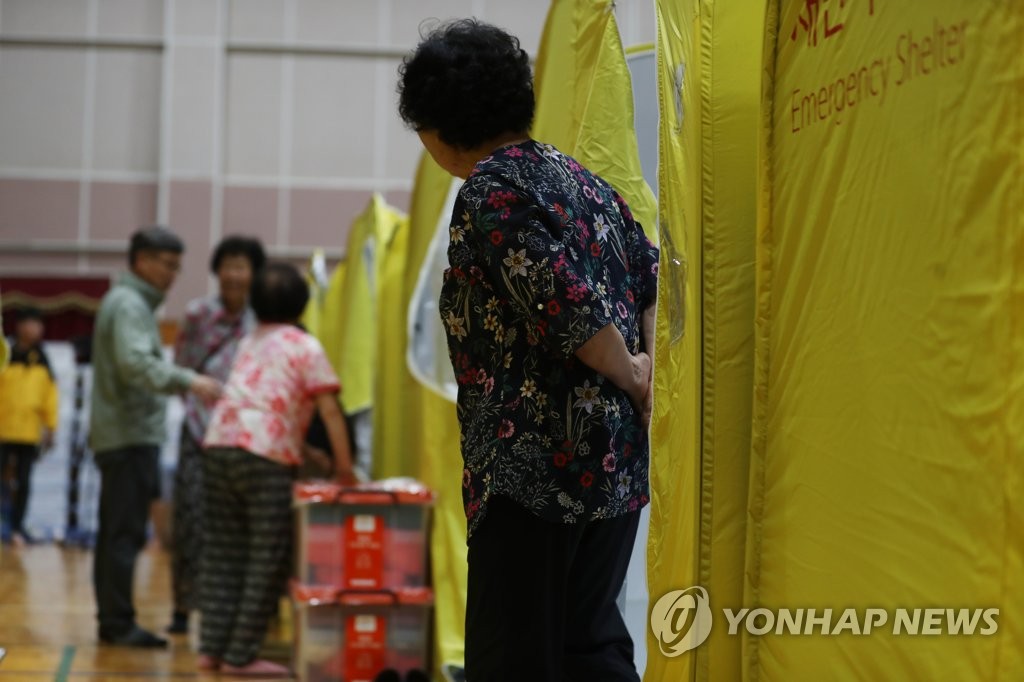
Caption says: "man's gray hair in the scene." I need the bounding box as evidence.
[128,225,184,266]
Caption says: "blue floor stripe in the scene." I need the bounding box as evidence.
[54,645,75,682]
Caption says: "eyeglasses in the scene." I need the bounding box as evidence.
[152,255,181,272]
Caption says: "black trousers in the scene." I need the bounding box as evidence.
[93,445,160,637]
[0,442,39,533]
[465,495,642,682]
[171,428,204,612]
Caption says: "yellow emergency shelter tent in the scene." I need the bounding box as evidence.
[0,291,8,370]
[746,1,1023,679]
[533,0,658,234]
[647,1,1023,680]
[646,1,765,680]
[395,153,469,674]
[370,203,414,480]
[335,194,406,414]
[356,2,1022,680]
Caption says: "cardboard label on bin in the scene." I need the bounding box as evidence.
[344,514,384,589]
[346,614,386,682]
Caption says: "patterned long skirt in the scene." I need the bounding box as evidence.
[199,447,293,667]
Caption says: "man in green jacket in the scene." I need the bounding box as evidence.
[90,226,221,648]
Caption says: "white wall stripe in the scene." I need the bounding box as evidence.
[77,0,100,273]
[208,0,227,297]
[276,0,297,249]
[0,169,161,183]
[0,239,341,260]
[0,35,424,55]
[226,40,411,58]
[0,34,163,50]
[0,5,4,173]
[220,176,414,191]
[0,168,415,191]
[157,0,176,223]
[171,36,219,48]
[372,0,391,181]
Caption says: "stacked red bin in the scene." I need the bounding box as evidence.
[292,480,435,682]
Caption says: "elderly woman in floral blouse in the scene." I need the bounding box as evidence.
[167,236,265,635]
[399,20,658,682]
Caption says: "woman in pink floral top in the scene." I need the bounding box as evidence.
[198,263,356,677]
[399,19,657,682]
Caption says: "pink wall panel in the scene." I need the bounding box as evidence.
[169,180,213,254]
[384,189,412,215]
[222,186,279,248]
[89,182,159,241]
[160,182,214,318]
[0,251,79,272]
[161,235,210,320]
[288,187,368,250]
[0,179,80,241]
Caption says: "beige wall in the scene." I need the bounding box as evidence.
[0,0,655,317]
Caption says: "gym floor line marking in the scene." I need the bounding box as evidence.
[54,645,75,682]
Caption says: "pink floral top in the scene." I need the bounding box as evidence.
[203,324,340,466]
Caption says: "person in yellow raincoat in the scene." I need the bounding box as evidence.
[0,307,58,545]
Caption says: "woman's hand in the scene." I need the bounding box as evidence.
[190,374,222,402]
[301,444,334,477]
[626,352,653,428]
[336,466,360,486]
[314,391,359,486]
[575,324,653,428]
[642,374,654,429]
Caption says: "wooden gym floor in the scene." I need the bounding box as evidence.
[0,542,295,681]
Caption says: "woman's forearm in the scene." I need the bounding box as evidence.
[575,323,646,395]
[315,392,355,475]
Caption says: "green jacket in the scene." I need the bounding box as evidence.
[90,272,195,453]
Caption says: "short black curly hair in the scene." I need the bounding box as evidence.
[250,262,309,324]
[398,19,534,150]
[209,235,266,275]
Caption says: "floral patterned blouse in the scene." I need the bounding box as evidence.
[204,324,341,466]
[174,297,254,445]
[441,139,659,538]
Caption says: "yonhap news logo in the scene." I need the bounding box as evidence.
[650,586,1000,657]
[650,587,714,656]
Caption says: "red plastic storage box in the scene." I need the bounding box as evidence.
[291,584,433,682]
[294,479,435,590]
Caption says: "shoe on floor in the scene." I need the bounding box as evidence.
[167,610,189,634]
[12,529,36,545]
[442,664,467,682]
[196,654,220,671]
[221,659,290,677]
[99,626,168,648]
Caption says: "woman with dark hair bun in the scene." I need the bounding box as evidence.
[167,235,265,635]
[399,19,659,682]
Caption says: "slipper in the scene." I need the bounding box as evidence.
[221,659,291,677]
